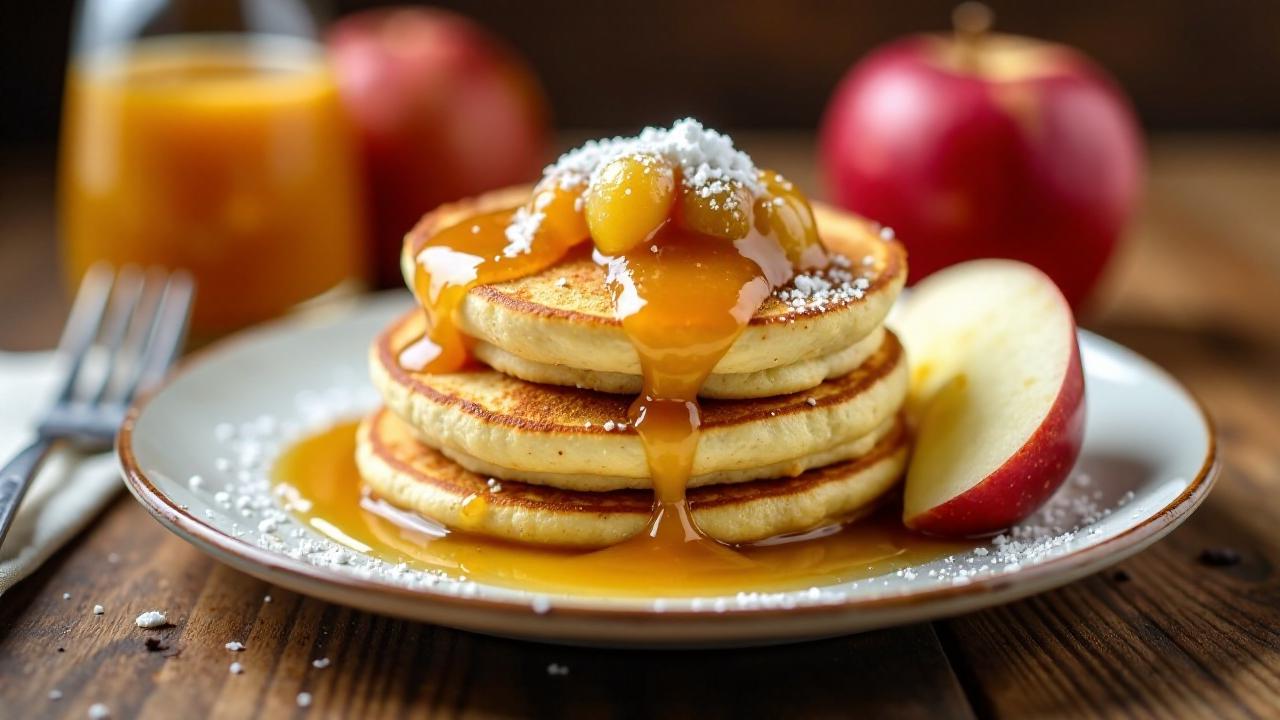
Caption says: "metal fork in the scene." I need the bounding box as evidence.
[0,264,194,550]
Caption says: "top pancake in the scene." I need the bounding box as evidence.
[400,186,907,376]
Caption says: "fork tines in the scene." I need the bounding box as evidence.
[43,264,194,442]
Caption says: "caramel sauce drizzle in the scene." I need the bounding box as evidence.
[589,223,794,569]
[405,160,832,574]
[403,185,585,372]
[274,421,975,597]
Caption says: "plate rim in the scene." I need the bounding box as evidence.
[116,300,1220,628]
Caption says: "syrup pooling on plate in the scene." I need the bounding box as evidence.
[273,421,975,596]
[402,119,830,564]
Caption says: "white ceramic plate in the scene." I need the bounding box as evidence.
[119,294,1217,648]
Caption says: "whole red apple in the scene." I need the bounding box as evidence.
[819,7,1143,308]
[329,7,552,287]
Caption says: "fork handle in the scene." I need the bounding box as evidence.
[0,437,56,551]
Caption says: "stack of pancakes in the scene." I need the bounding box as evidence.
[359,189,909,548]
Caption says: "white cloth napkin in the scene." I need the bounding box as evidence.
[0,352,121,595]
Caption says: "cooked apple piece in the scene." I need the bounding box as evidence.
[757,170,824,268]
[678,180,752,240]
[585,153,675,255]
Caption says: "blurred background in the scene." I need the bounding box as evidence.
[5,0,1280,138]
[1,0,1278,348]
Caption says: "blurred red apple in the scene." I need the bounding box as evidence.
[329,7,552,287]
[819,5,1143,308]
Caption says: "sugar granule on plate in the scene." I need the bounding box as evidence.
[209,383,486,596]
[62,592,70,600]
[48,689,62,701]
[225,641,245,652]
[88,703,111,719]
[93,604,104,615]
[134,610,167,628]
[297,692,313,708]
[207,374,1150,616]
[312,657,330,669]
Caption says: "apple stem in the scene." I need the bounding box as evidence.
[952,2,994,72]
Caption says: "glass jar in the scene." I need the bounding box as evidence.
[59,0,367,339]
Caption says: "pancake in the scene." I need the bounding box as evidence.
[400,186,906,377]
[356,407,909,548]
[437,413,899,491]
[370,313,909,491]
[471,325,886,399]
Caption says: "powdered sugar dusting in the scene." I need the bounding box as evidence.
[201,384,541,608]
[191,375,1149,615]
[134,611,167,628]
[911,476,1137,588]
[546,118,763,197]
[773,253,874,315]
[502,206,544,257]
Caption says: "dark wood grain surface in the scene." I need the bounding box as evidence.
[1,135,1278,718]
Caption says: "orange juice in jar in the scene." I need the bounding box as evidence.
[59,33,366,338]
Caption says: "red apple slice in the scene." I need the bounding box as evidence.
[895,259,1085,536]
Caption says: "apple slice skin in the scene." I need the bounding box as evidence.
[904,339,1085,537]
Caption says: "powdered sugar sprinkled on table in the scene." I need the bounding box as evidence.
[134,610,167,628]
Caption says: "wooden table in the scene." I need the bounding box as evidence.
[2,135,1279,718]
